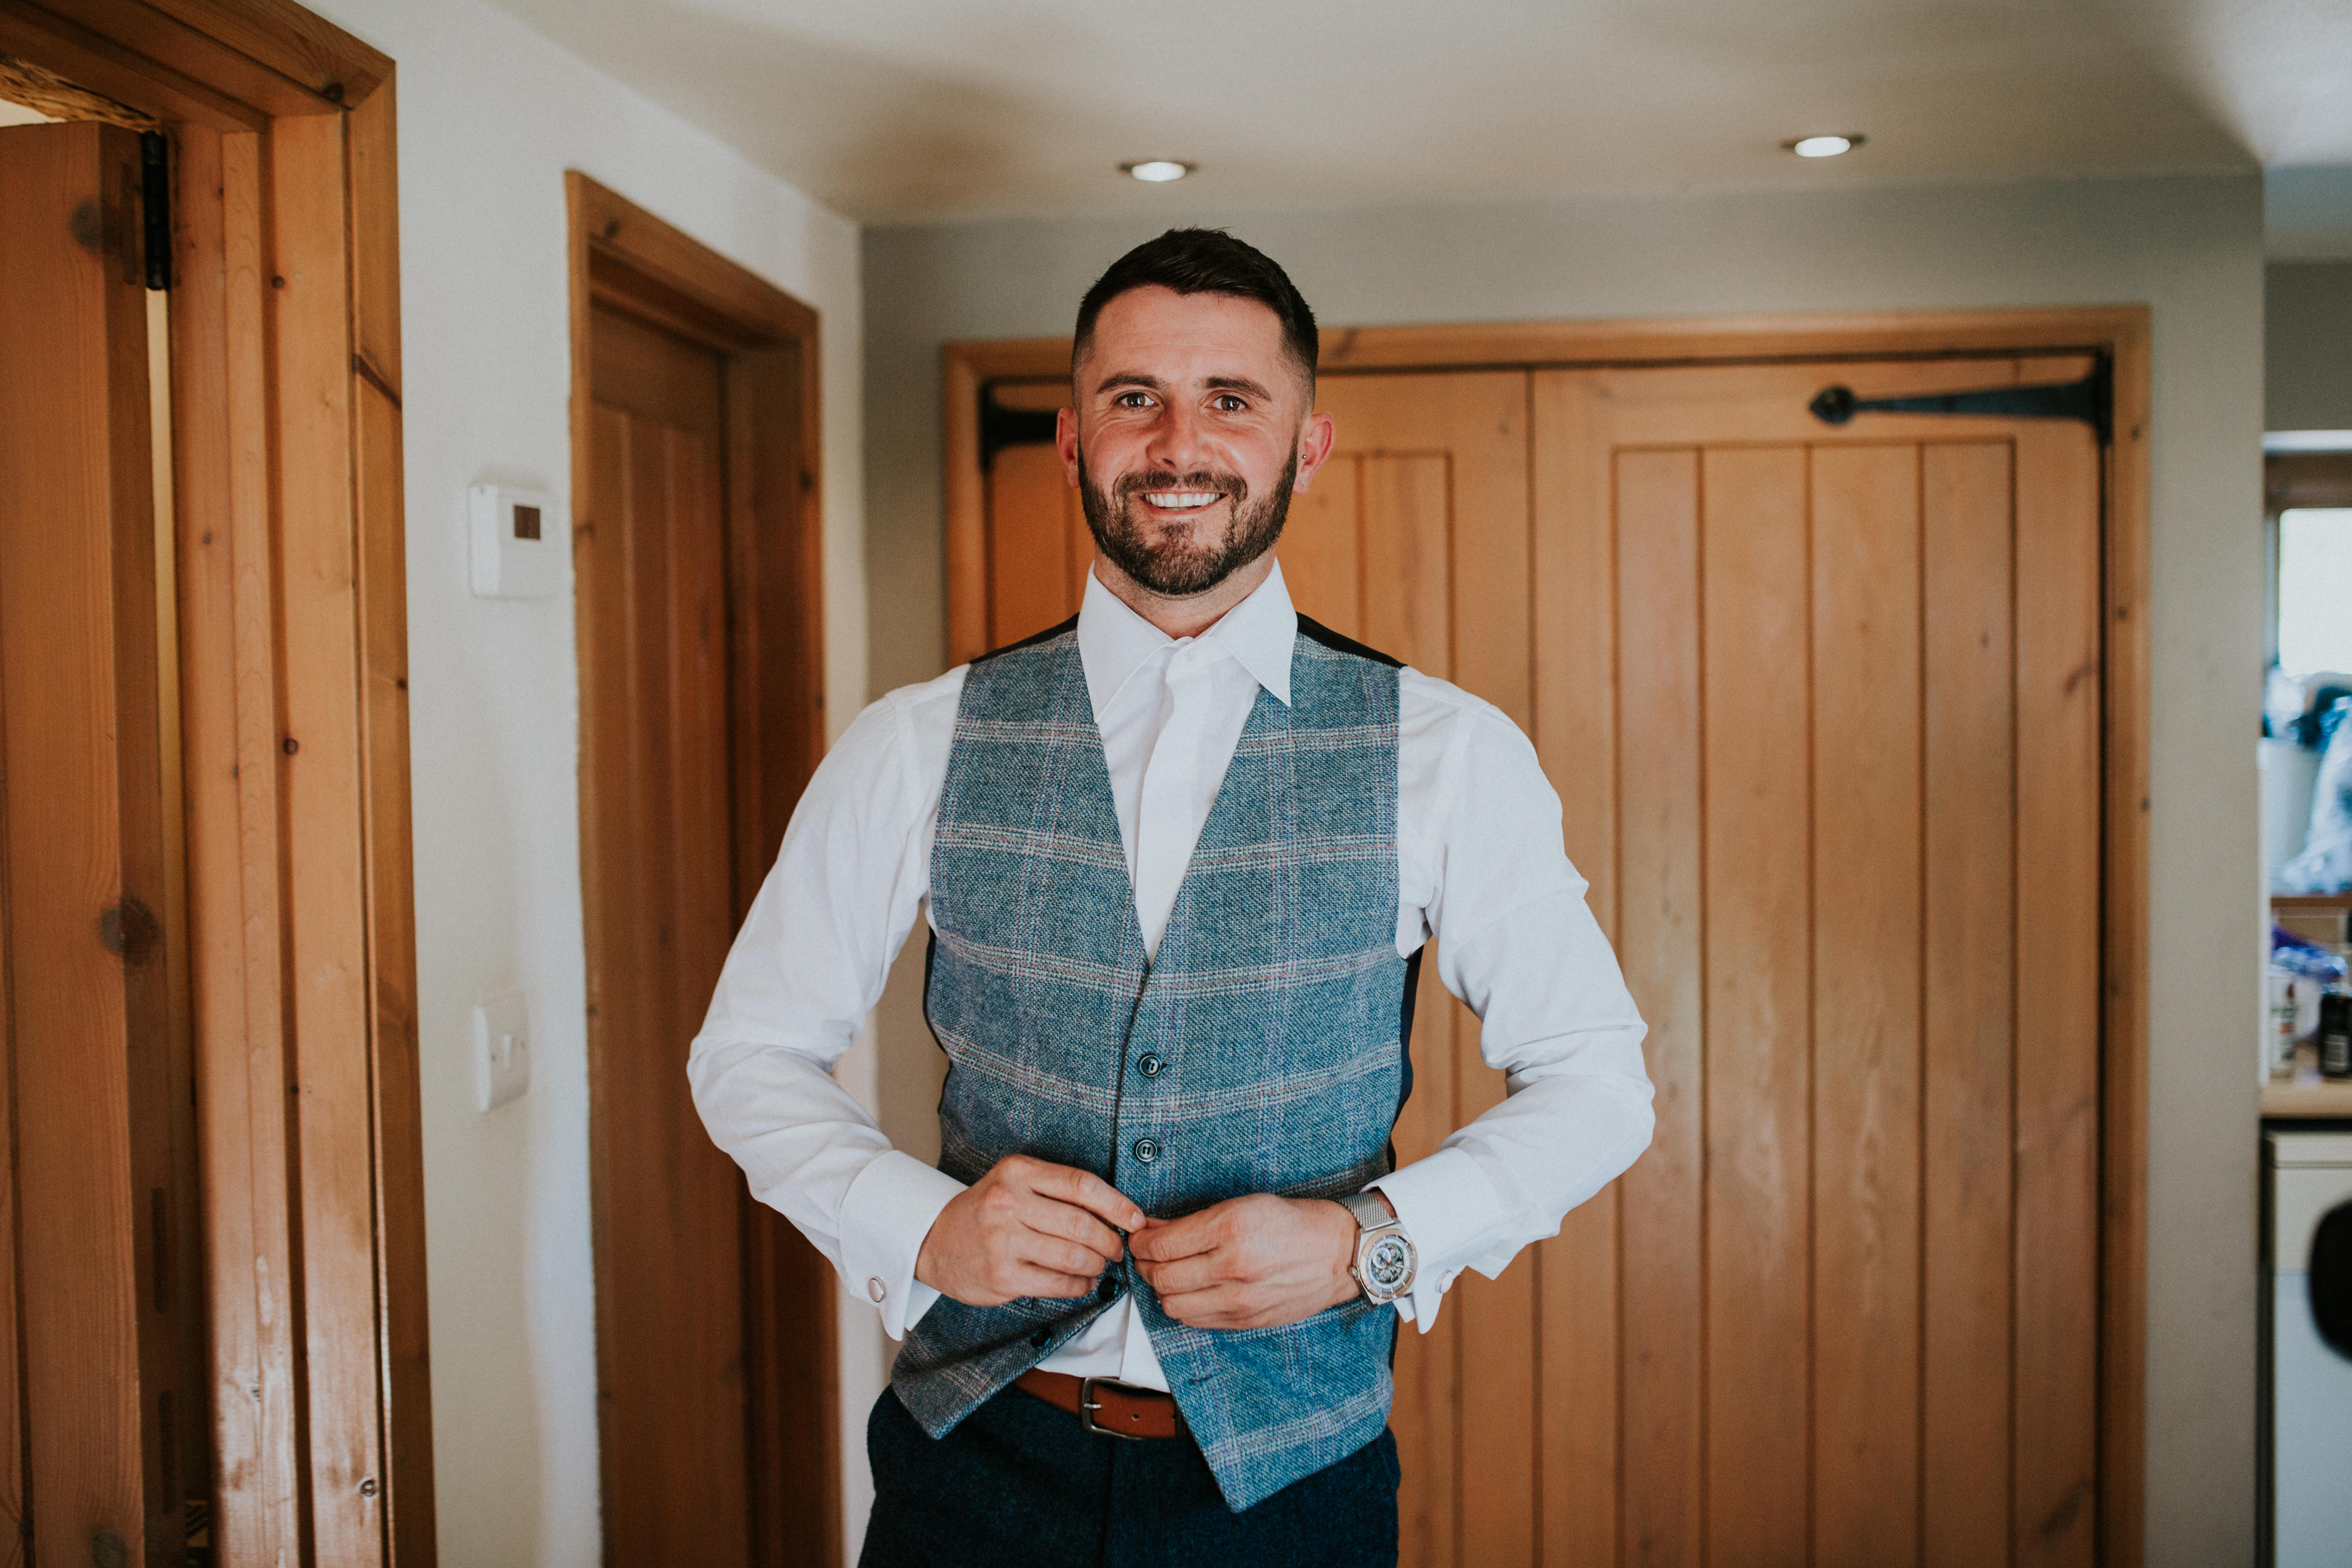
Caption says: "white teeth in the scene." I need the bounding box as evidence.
[1141,491,1221,509]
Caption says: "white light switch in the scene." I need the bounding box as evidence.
[469,484,566,599]
[471,988,530,1113]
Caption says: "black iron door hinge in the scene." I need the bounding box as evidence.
[140,130,168,291]
[1809,353,2110,446]
[979,385,1063,472]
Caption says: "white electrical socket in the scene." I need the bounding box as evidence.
[471,988,530,1113]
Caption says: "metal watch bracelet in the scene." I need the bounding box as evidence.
[1339,1190,1418,1304]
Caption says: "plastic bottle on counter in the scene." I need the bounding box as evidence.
[2270,929,2348,1078]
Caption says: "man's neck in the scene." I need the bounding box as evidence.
[1090,551,1275,642]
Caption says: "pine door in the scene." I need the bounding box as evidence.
[578,299,754,1565]
[573,173,837,1568]
[951,348,2107,1568]
[1530,359,2103,1568]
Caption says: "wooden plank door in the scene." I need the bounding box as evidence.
[578,299,754,1566]
[573,171,837,1568]
[1286,371,1534,1568]
[1533,356,2103,1568]
[571,172,836,1568]
[0,119,193,1568]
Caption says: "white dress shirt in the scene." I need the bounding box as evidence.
[689,562,1653,1392]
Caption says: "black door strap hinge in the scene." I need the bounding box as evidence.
[138,130,169,292]
[140,130,168,292]
[1809,353,2110,446]
[979,385,1064,472]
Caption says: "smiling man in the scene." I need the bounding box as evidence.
[689,229,1654,1567]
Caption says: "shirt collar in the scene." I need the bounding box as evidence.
[1076,559,1297,717]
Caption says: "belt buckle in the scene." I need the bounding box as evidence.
[1078,1376,1152,1442]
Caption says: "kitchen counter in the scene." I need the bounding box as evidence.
[2264,1079,2352,1118]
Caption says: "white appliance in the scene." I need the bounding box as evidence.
[2266,1130,2352,1567]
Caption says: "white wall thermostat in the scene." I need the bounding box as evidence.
[470,988,531,1113]
[469,484,566,599]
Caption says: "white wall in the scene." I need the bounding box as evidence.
[862,172,2267,1563]
[2266,165,2352,262]
[294,3,868,1563]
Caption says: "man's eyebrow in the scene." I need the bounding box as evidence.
[1204,375,1276,401]
[1090,371,1279,402]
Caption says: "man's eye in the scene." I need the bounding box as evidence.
[1115,392,1152,407]
[1213,395,1248,412]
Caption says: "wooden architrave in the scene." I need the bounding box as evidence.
[944,304,2154,1568]
[7,3,427,1566]
[564,170,838,1568]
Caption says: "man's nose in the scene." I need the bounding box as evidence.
[1144,401,1210,475]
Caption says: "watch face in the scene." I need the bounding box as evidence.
[1364,1234,1414,1292]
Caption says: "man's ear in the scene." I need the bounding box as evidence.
[1292,408,1338,492]
[1057,405,1082,490]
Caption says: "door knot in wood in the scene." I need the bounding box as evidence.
[98,897,161,964]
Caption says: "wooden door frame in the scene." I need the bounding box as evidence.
[945,305,2153,1566]
[564,171,838,1566]
[0,2,426,1565]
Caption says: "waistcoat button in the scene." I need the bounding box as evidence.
[1137,1053,1164,1078]
[1132,1138,1159,1163]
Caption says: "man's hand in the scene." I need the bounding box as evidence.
[1129,1194,1362,1331]
[915,1155,1146,1308]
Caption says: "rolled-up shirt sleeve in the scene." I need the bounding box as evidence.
[687,677,967,1339]
[1369,674,1655,1333]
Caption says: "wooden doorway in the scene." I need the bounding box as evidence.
[566,174,835,1567]
[945,311,2150,1568]
[0,6,424,1566]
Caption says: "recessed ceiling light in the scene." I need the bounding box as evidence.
[1121,160,1194,183]
[1786,134,1863,158]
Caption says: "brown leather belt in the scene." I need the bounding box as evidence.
[1014,1369,1187,1441]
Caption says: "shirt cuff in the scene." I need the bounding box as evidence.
[837,1149,965,1340]
[1369,1147,1502,1334]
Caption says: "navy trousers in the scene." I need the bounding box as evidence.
[859,1385,1400,1568]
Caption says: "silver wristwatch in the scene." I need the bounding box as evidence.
[1339,1192,1417,1304]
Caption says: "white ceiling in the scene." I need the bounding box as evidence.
[494,0,2351,227]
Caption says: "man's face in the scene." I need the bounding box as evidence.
[1058,286,1334,598]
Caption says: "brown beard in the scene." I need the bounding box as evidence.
[1078,445,1297,597]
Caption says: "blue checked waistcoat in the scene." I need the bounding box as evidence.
[892,614,1419,1513]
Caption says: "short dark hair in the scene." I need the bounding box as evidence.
[1072,228,1318,390]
